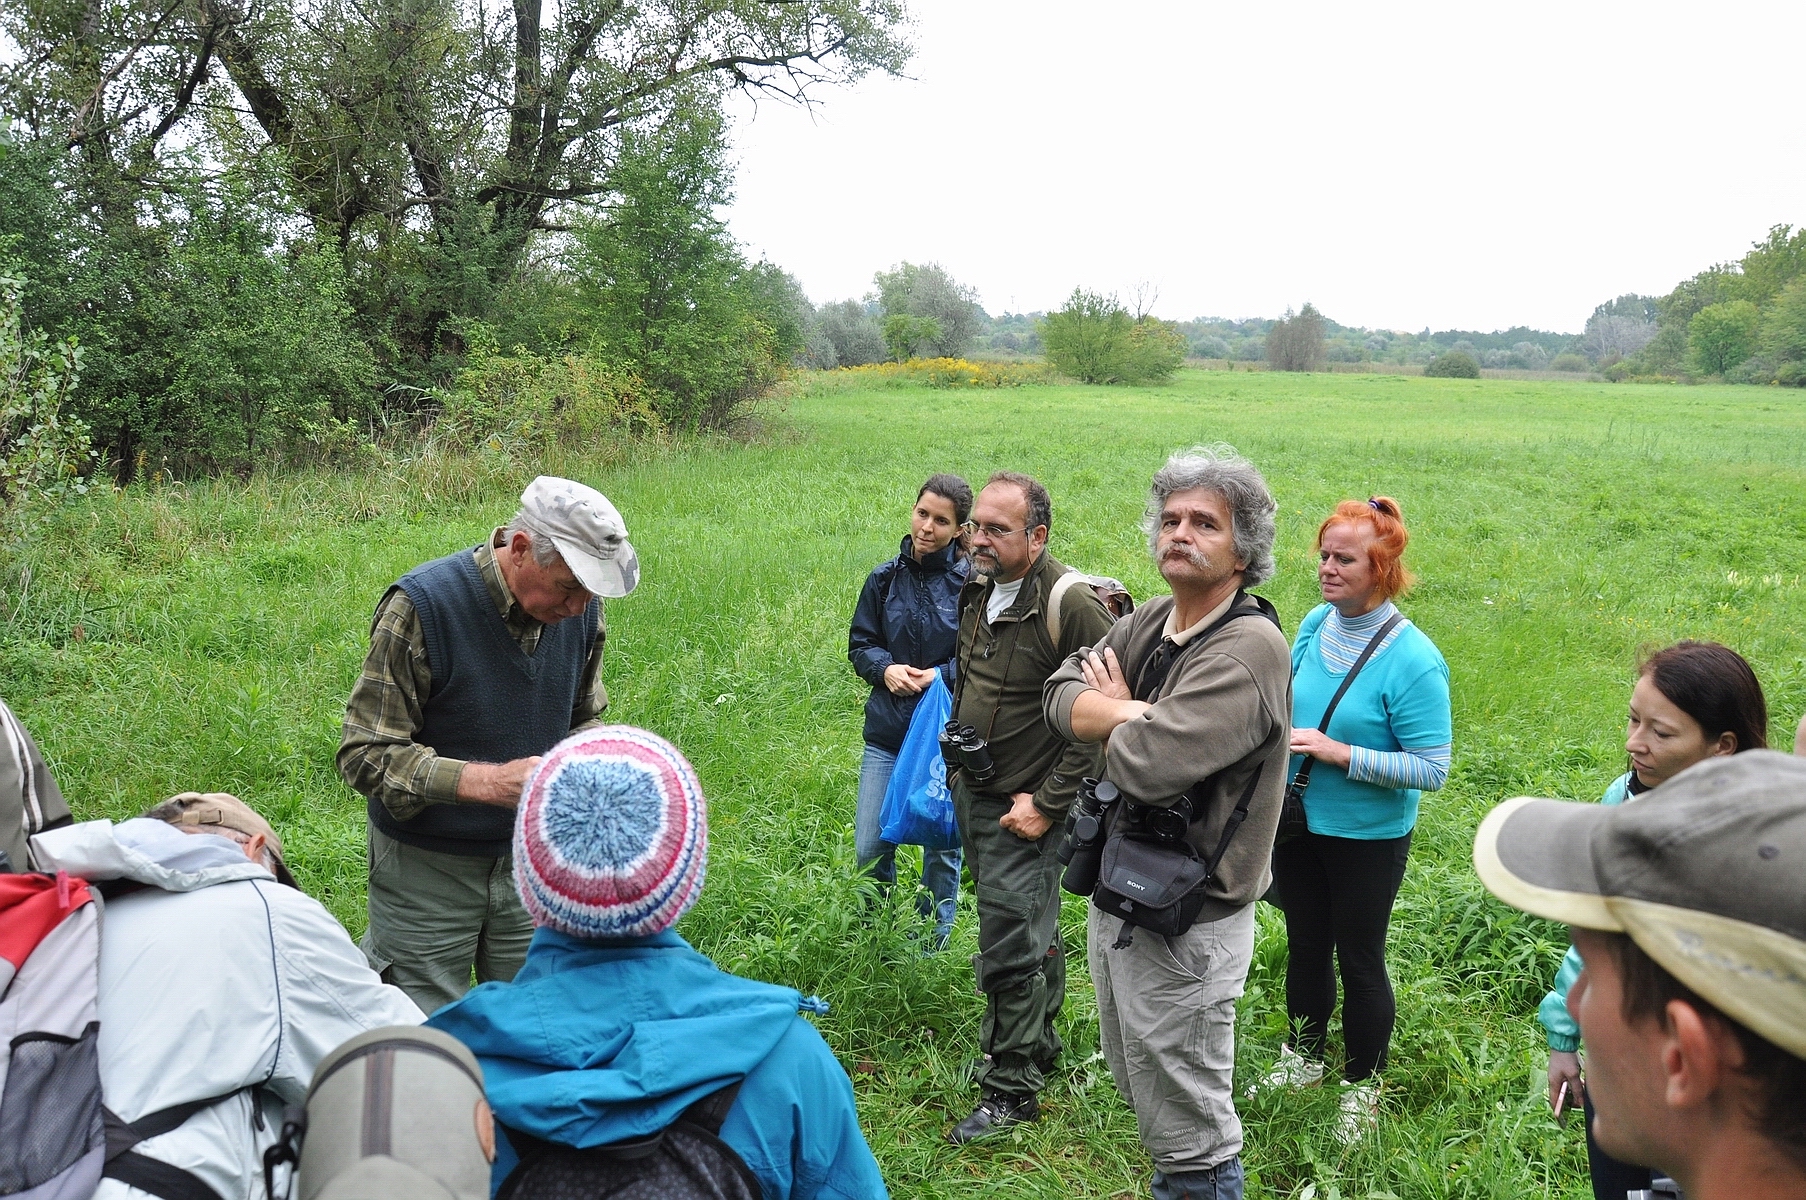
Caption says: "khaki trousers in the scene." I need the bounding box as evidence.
[954,778,1067,1097]
[1089,901,1256,1176]
[361,822,533,1015]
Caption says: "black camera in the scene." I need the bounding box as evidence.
[939,720,996,786]
[1059,777,1120,896]
[1133,793,1194,844]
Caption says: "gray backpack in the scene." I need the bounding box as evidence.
[266,1026,494,1200]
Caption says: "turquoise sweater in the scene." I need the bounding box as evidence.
[1289,603,1452,839]
[1537,772,1633,1051]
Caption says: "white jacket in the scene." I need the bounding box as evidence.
[31,819,425,1200]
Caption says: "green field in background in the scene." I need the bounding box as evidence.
[7,368,1806,1198]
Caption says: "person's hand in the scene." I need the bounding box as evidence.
[1289,728,1352,769]
[457,756,543,806]
[883,664,933,696]
[1547,1050,1584,1123]
[999,791,1053,840]
[1080,647,1133,701]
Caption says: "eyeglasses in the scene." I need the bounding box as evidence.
[961,521,1028,540]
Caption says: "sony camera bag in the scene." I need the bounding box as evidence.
[1092,765,1262,944]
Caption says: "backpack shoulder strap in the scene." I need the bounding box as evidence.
[676,1081,744,1137]
[1044,568,1083,648]
[102,1089,248,1200]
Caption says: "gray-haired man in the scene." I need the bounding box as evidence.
[1044,445,1291,1200]
[338,475,638,1013]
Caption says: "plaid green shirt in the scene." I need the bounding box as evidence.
[337,531,607,821]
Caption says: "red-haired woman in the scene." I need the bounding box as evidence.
[1259,497,1451,1140]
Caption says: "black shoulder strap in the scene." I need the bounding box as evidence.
[676,1081,744,1136]
[1131,591,1279,702]
[1199,764,1261,886]
[102,1090,248,1200]
[1290,612,1405,795]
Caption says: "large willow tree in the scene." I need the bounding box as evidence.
[3,0,909,363]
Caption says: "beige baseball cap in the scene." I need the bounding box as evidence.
[148,791,298,887]
[1473,750,1806,1058]
[519,476,639,598]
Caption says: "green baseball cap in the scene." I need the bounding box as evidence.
[1473,750,1806,1059]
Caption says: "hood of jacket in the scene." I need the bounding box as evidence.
[31,818,273,891]
[426,928,818,1148]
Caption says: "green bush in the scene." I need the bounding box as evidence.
[1039,289,1186,384]
[1,266,95,517]
[433,333,661,451]
[1424,350,1481,378]
[1549,353,1589,372]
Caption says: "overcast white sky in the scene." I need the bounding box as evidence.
[726,0,1806,333]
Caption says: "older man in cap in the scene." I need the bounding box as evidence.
[339,475,639,1013]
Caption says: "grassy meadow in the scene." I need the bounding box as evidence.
[7,368,1806,1198]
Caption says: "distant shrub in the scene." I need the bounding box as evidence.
[1424,350,1481,379]
[1776,360,1806,387]
[434,334,661,451]
[821,357,1051,389]
[1040,289,1186,384]
[1549,353,1589,372]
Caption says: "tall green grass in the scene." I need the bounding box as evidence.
[7,369,1805,1198]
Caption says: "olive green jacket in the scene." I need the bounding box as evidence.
[952,552,1114,821]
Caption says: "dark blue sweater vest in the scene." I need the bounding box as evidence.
[367,548,599,857]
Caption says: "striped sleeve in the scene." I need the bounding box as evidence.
[1347,743,1451,792]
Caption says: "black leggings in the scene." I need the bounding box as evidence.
[1271,829,1412,1081]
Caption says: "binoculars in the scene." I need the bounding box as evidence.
[1058,777,1120,896]
[938,720,996,785]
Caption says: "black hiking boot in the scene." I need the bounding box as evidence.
[947,1091,1040,1144]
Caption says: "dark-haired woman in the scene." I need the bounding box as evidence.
[1261,497,1451,1143]
[847,474,972,947]
[1540,639,1768,1200]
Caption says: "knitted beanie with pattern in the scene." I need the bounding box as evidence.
[513,725,707,939]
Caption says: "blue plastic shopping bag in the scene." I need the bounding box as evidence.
[878,673,960,850]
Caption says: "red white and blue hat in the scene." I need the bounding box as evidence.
[514,726,707,939]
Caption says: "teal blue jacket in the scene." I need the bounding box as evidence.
[427,928,888,1199]
[1536,772,1633,1051]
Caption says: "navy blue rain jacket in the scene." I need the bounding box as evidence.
[848,536,970,752]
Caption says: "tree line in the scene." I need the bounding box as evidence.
[0,0,911,484]
[1579,226,1806,385]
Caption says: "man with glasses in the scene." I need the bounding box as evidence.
[945,471,1116,1143]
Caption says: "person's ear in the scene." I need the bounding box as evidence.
[1711,731,1738,757]
[1661,998,1737,1110]
[508,531,533,562]
[243,831,269,866]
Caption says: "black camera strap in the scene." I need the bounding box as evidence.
[1131,591,1279,703]
[1288,611,1405,800]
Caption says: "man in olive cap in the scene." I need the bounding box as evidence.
[1473,751,1806,1200]
[339,475,640,1013]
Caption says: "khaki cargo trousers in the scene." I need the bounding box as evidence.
[1089,900,1256,1176]
[361,822,533,1015]
[953,778,1068,1097]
